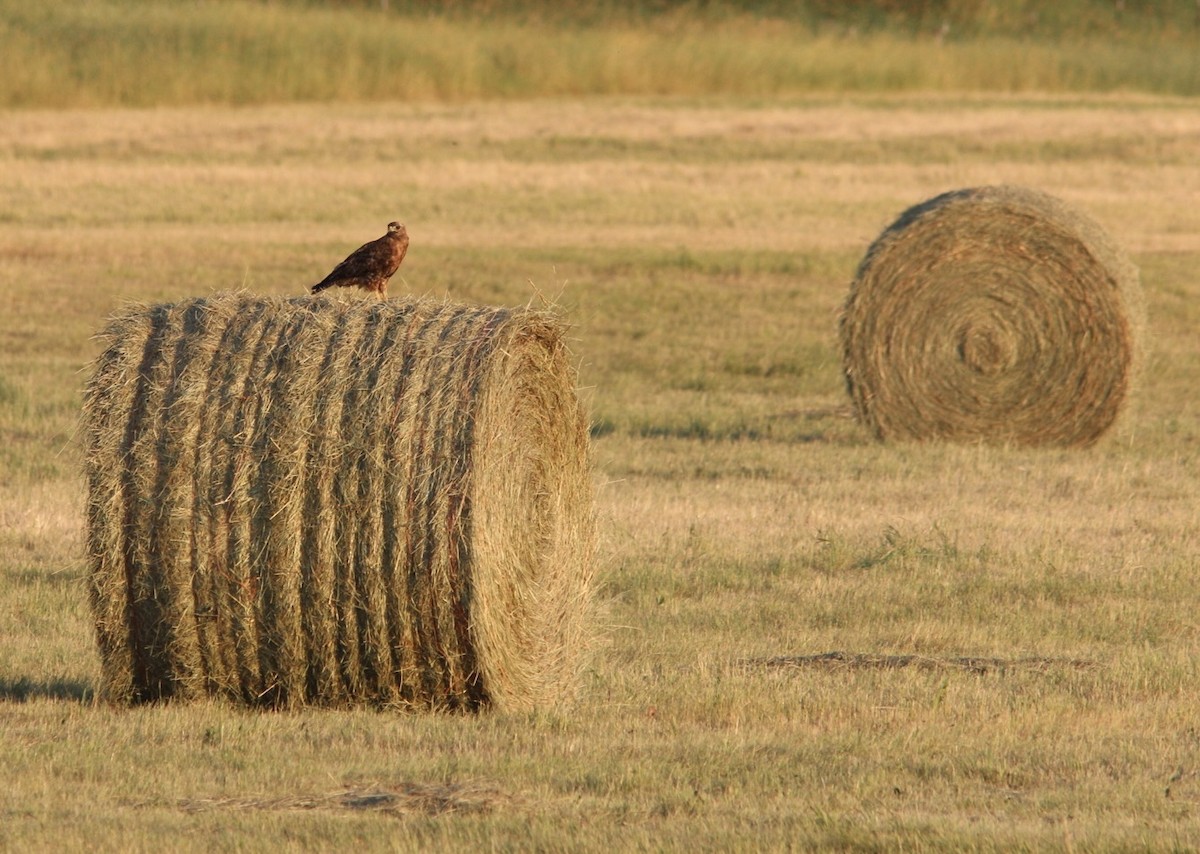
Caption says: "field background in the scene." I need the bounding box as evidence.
[3,1,1200,849]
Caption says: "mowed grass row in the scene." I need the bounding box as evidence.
[3,98,1200,847]
[3,0,1200,108]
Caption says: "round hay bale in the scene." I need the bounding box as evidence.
[839,185,1143,447]
[83,293,595,712]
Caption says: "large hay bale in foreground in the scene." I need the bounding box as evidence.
[83,293,594,711]
[840,185,1143,447]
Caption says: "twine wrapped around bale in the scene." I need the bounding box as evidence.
[839,185,1143,447]
[83,292,594,712]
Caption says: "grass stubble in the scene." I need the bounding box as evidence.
[2,96,1200,849]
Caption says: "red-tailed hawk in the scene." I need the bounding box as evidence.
[311,221,408,297]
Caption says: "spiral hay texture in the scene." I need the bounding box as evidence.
[83,293,594,712]
[840,185,1143,447]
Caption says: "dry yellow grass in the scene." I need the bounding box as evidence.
[3,98,1200,256]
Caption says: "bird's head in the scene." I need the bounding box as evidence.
[387,221,406,236]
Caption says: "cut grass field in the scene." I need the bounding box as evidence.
[3,95,1200,848]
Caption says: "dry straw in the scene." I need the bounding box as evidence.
[83,293,594,711]
[840,185,1143,447]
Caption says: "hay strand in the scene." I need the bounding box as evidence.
[84,293,594,712]
[840,185,1143,447]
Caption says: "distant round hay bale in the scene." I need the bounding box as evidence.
[839,185,1143,447]
[83,293,595,712]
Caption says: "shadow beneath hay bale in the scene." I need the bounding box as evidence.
[0,675,95,703]
[740,651,1096,676]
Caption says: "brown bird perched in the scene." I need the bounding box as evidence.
[311,221,408,297]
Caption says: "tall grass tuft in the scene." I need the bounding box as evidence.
[1,0,1198,107]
